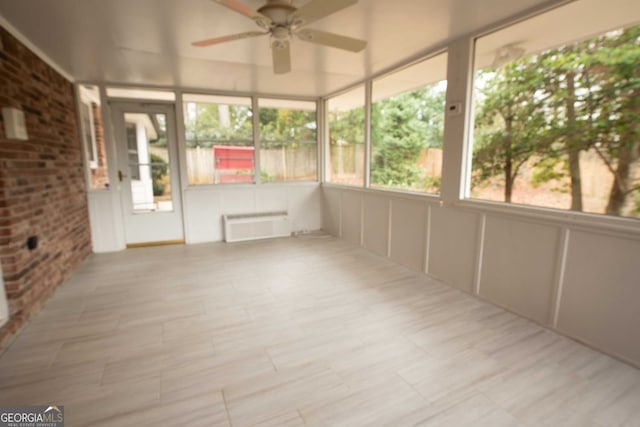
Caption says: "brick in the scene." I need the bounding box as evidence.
[0,25,91,351]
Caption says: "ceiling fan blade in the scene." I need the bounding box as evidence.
[294,0,358,25]
[272,40,291,75]
[297,29,366,52]
[192,31,267,47]
[212,0,266,21]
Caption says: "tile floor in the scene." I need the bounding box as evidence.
[0,235,639,426]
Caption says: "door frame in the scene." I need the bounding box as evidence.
[110,101,185,246]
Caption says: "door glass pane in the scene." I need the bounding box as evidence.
[124,113,173,213]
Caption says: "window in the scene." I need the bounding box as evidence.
[80,101,98,169]
[327,86,365,186]
[78,85,110,190]
[371,53,447,193]
[470,1,640,219]
[259,98,317,182]
[126,124,140,181]
[182,94,254,184]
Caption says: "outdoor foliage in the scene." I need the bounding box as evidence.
[371,85,446,190]
[259,107,316,148]
[184,102,253,147]
[327,83,446,192]
[150,153,168,196]
[329,106,366,146]
[472,24,640,217]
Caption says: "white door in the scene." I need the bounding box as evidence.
[111,103,184,246]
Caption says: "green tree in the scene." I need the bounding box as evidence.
[259,108,316,147]
[150,153,168,196]
[185,102,253,147]
[371,91,426,187]
[473,24,640,216]
[371,85,446,189]
[535,44,594,211]
[473,60,551,202]
[329,107,365,146]
[585,26,640,215]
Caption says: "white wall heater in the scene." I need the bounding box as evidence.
[223,211,291,243]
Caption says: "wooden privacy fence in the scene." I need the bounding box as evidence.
[329,145,444,185]
[150,145,442,185]
[154,144,318,184]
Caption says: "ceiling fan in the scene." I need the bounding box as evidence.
[192,0,367,74]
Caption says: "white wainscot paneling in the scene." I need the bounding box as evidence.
[321,187,341,237]
[362,195,389,257]
[341,191,362,246]
[185,184,321,244]
[184,190,222,244]
[287,185,322,232]
[557,230,640,366]
[429,207,479,293]
[479,216,560,324]
[220,188,258,215]
[389,198,427,271]
[88,191,125,252]
[256,187,288,213]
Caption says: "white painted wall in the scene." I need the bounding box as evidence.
[183,183,322,244]
[322,180,640,369]
[88,191,126,253]
[89,182,322,251]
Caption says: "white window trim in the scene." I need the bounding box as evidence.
[79,95,99,170]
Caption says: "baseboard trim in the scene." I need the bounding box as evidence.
[126,239,185,249]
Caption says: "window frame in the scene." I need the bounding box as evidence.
[464,4,640,221]
[181,93,256,185]
[369,52,449,195]
[325,84,367,188]
[79,95,98,170]
[178,91,320,188]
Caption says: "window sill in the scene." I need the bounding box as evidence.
[321,182,442,203]
[184,181,320,191]
[453,199,640,237]
[320,183,640,237]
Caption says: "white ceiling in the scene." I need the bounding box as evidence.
[0,0,566,97]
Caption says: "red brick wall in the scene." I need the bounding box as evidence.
[0,26,92,349]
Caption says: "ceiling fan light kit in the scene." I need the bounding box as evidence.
[193,0,367,74]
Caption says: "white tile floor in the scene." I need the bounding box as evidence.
[0,235,639,426]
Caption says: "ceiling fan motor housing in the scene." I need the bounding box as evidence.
[258,2,297,26]
[271,26,290,42]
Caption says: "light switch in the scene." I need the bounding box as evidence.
[2,107,29,140]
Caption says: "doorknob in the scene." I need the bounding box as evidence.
[118,170,127,182]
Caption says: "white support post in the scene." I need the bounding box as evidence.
[364,80,372,188]
[440,37,475,204]
[252,96,262,185]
